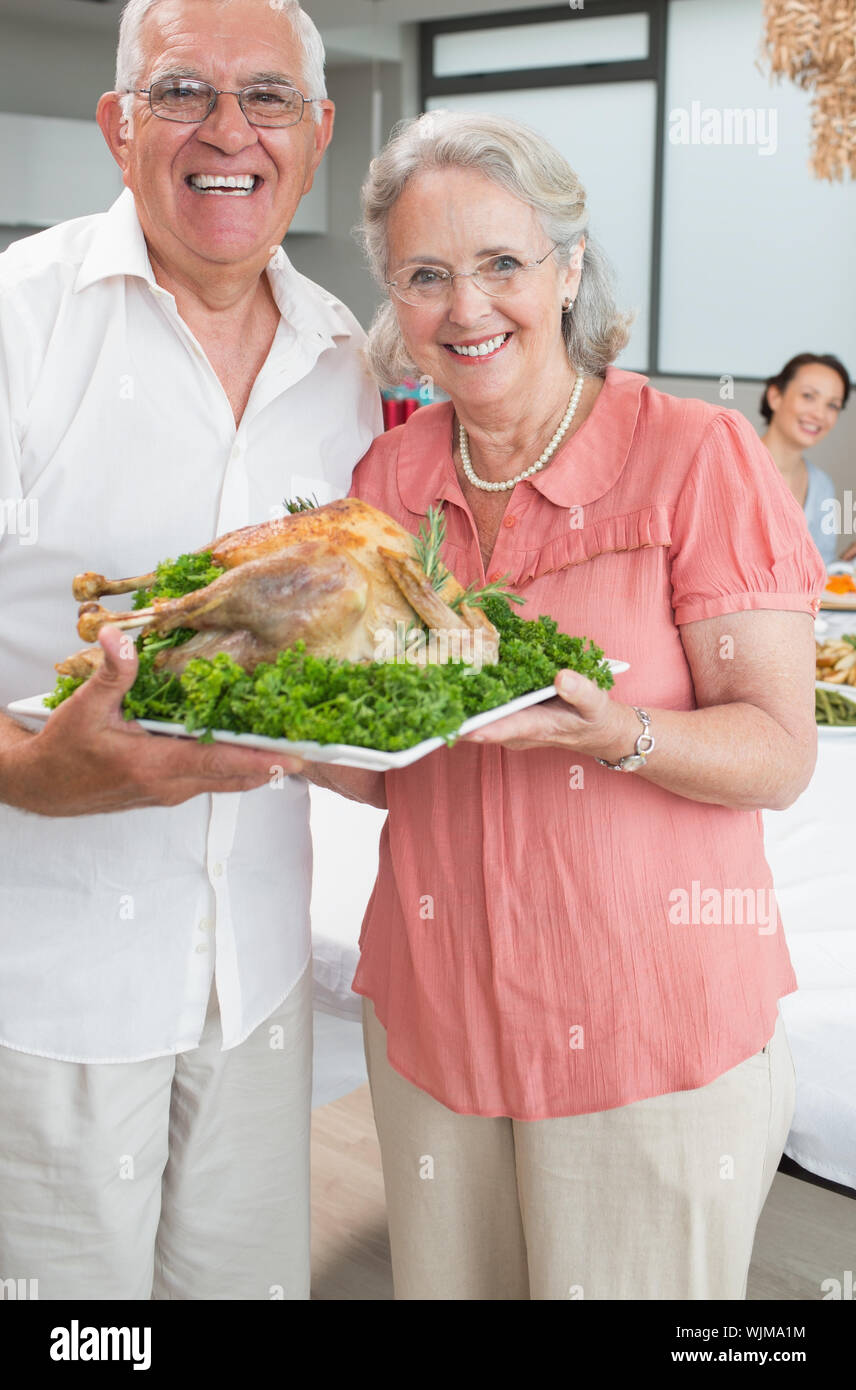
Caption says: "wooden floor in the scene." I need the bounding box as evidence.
[311,1083,855,1301]
[311,1084,393,1301]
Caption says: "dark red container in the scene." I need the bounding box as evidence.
[383,399,406,430]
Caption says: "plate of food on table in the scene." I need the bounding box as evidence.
[820,562,856,610]
[815,632,856,731]
[9,498,628,772]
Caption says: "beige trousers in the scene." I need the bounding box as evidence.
[363,999,795,1300]
[0,963,313,1301]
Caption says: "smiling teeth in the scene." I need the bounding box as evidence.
[189,174,256,194]
[450,333,508,357]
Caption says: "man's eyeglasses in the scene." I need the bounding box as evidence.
[386,247,561,307]
[133,78,323,128]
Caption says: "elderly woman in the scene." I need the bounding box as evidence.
[343,112,824,1301]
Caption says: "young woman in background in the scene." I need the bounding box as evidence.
[760,353,851,568]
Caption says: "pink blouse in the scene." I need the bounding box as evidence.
[349,367,825,1120]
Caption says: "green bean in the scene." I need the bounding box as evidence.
[817,688,834,724]
[816,687,856,725]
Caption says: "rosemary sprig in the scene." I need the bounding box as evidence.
[283,494,320,514]
[413,505,450,592]
[414,504,525,611]
[450,578,525,612]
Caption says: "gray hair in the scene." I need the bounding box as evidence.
[115,0,327,123]
[360,110,633,389]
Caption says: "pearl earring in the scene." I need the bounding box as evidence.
[562,298,574,312]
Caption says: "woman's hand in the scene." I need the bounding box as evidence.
[466,611,819,812]
[466,669,638,761]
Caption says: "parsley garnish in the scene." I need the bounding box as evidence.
[132,552,224,609]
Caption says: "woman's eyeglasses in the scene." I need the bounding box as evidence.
[133,78,322,128]
[386,247,560,307]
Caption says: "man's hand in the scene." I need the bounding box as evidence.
[1,626,305,817]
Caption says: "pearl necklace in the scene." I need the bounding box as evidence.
[458,374,585,493]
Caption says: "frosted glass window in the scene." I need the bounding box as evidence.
[433,15,650,78]
[660,0,856,378]
[427,85,656,372]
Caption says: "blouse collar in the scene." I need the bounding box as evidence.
[397,365,648,514]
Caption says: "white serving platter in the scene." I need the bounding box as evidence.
[9,659,629,772]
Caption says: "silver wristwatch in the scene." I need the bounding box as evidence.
[595,707,655,772]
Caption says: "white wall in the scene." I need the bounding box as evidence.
[0,17,119,248]
[0,16,117,118]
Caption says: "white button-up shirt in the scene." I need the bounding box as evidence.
[0,188,382,1061]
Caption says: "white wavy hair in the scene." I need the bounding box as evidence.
[360,110,634,389]
[115,0,327,123]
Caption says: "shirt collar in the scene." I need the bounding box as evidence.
[266,243,354,348]
[398,366,648,514]
[74,188,156,293]
[73,189,354,347]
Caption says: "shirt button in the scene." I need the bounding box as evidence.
[503,515,516,528]
[489,571,502,583]
[198,918,213,931]
[195,942,208,954]
[211,863,224,878]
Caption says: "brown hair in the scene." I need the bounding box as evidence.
[760,353,851,423]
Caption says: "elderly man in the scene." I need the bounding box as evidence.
[0,0,381,1300]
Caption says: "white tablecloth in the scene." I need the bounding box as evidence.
[763,722,856,1192]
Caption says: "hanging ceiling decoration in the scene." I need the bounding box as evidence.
[761,0,856,180]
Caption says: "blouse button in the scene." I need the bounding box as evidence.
[503,515,516,528]
[489,571,502,582]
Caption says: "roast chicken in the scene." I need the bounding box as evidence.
[58,499,500,679]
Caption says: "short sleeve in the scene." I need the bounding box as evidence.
[669,408,826,626]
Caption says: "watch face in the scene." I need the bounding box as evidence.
[620,755,646,771]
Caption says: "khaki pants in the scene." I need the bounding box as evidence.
[363,1000,795,1300]
[0,963,313,1301]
